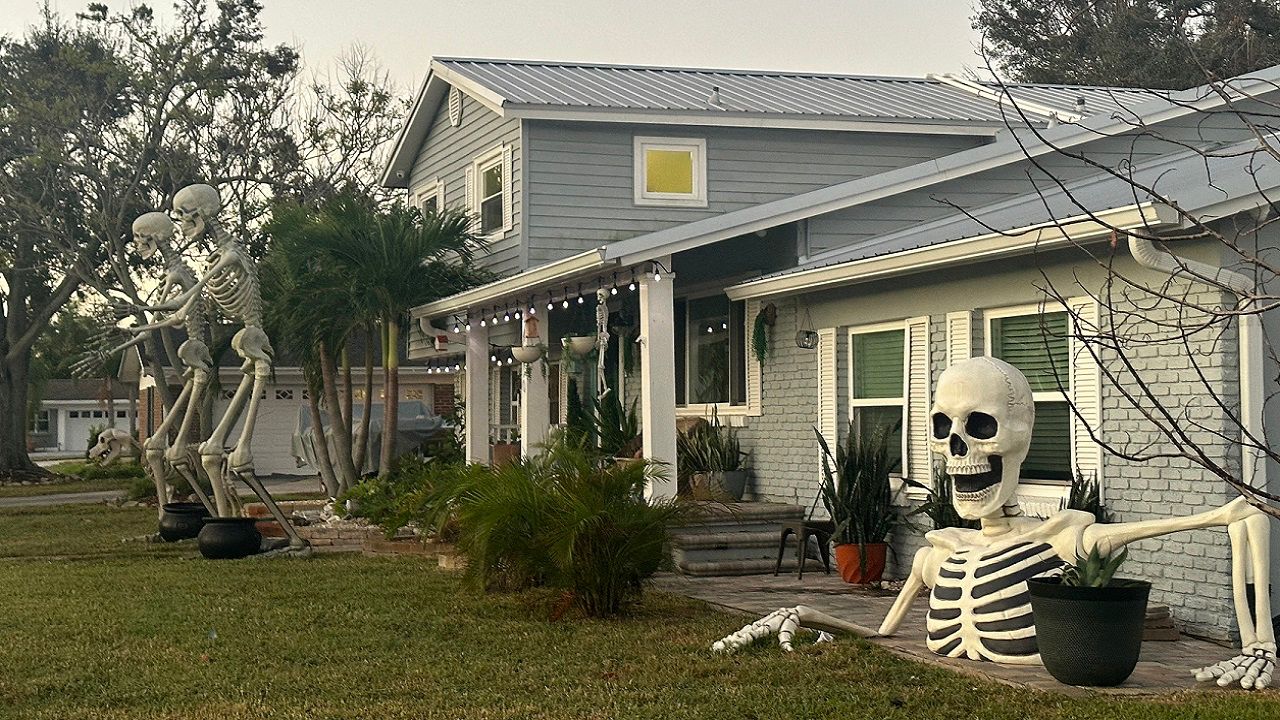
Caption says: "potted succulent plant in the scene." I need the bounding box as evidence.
[1029,546,1151,686]
[677,413,749,501]
[816,421,899,584]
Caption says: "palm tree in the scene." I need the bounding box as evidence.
[264,194,488,487]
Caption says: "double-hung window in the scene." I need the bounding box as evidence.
[634,136,707,207]
[416,178,444,215]
[987,308,1072,482]
[848,325,905,469]
[468,145,512,236]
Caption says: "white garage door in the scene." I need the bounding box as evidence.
[213,384,310,476]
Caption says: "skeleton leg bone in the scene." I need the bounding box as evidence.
[167,370,216,515]
[712,605,873,653]
[225,359,308,552]
[200,370,253,517]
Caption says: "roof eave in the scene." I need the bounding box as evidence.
[411,248,612,321]
[724,203,1178,301]
[507,105,1011,135]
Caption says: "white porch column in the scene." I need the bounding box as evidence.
[56,408,67,451]
[639,263,678,499]
[519,331,550,459]
[464,325,491,464]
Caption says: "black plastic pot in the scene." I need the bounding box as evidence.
[1028,577,1151,686]
[157,502,211,542]
[197,517,262,560]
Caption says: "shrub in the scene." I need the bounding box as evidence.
[51,460,148,482]
[450,433,690,616]
[1064,472,1112,523]
[340,456,468,538]
[677,414,747,473]
[816,421,900,547]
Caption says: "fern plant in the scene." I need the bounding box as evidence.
[1061,546,1133,588]
[751,307,770,365]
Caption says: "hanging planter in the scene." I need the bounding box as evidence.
[796,303,819,349]
[562,335,597,358]
[511,345,545,364]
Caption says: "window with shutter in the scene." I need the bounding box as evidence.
[470,145,509,237]
[988,310,1072,482]
[848,325,905,469]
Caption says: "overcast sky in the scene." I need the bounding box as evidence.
[0,0,988,93]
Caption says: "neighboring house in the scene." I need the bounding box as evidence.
[129,338,458,477]
[31,378,134,453]
[389,58,1280,640]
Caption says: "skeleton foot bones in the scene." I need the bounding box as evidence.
[713,358,1278,691]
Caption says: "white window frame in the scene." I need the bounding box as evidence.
[633,136,708,208]
[414,177,445,214]
[982,301,1074,491]
[469,144,512,237]
[846,320,909,477]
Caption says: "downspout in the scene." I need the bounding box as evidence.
[1127,234,1264,489]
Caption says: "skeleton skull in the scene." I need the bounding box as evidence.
[131,212,174,260]
[929,357,1034,520]
[171,184,221,242]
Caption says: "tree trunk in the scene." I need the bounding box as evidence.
[378,319,400,477]
[318,343,359,492]
[341,345,353,431]
[352,323,375,475]
[306,387,339,497]
[0,352,44,479]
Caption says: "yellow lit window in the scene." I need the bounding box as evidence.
[634,136,706,206]
[645,149,694,194]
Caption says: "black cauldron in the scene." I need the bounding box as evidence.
[197,517,262,559]
[157,502,211,542]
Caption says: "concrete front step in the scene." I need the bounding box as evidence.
[678,556,830,577]
[669,501,809,577]
[671,530,782,565]
[671,501,804,535]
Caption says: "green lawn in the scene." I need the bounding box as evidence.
[0,505,1277,719]
[0,476,135,498]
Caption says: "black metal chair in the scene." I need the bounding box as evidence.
[774,518,834,579]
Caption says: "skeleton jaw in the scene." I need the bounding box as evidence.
[951,456,1019,520]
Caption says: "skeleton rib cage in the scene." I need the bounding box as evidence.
[926,540,1064,663]
[205,228,264,328]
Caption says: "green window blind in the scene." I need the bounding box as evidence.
[854,406,904,468]
[990,311,1072,480]
[852,330,904,399]
[990,312,1069,393]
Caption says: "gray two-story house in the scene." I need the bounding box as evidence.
[385,58,1280,641]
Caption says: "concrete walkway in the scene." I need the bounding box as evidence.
[0,475,323,508]
[655,572,1242,696]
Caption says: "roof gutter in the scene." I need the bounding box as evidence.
[725,203,1178,301]
[411,248,612,321]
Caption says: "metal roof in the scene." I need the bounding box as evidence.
[736,133,1280,290]
[433,57,1154,123]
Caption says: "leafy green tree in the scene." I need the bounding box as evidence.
[973,1,1280,89]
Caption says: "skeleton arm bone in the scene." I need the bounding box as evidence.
[133,253,235,313]
[878,545,933,636]
[1080,497,1258,556]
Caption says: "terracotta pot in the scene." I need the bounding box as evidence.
[834,542,887,584]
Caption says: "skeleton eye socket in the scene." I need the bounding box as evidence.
[965,412,998,440]
[931,412,952,440]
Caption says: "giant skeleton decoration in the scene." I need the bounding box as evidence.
[714,356,1277,690]
[75,211,220,517]
[127,184,308,554]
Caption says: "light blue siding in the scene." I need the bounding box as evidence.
[407,91,522,276]
[523,121,984,265]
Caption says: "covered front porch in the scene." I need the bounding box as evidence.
[410,226,798,499]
